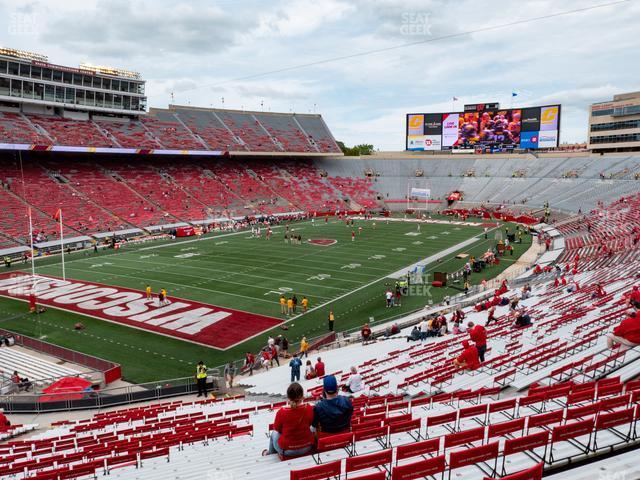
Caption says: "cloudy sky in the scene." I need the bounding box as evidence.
[0,0,638,150]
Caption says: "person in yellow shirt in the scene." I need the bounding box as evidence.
[145,284,152,299]
[279,295,286,314]
[299,336,309,358]
[301,296,309,313]
[160,288,168,306]
[287,297,294,315]
[328,310,335,331]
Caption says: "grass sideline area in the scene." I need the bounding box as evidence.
[0,217,532,383]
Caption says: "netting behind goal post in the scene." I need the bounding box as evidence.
[406,178,432,214]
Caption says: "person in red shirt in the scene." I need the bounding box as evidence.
[628,286,640,309]
[315,357,325,377]
[486,306,497,327]
[263,382,314,457]
[244,352,256,376]
[607,311,640,350]
[454,340,480,370]
[0,409,10,432]
[467,321,488,362]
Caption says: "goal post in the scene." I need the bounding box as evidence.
[406,178,432,213]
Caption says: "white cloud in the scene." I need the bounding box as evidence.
[0,0,638,150]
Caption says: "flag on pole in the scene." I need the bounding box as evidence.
[53,208,65,280]
[452,96,459,101]
[28,207,36,278]
[511,92,518,97]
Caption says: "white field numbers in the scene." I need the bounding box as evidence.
[174,253,200,258]
[307,274,331,281]
[264,286,293,296]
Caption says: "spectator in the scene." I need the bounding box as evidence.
[452,321,462,335]
[270,344,280,367]
[514,309,532,328]
[592,283,606,299]
[281,336,290,358]
[361,323,372,345]
[304,360,316,380]
[263,382,314,457]
[313,375,353,437]
[439,317,448,336]
[385,322,400,337]
[342,366,364,394]
[454,340,480,370]
[224,362,236,388]
[315,357,325,377]
[261,350,271,371]
[289,354,302,382]
[244,351,255,376]
[418,317,429,341]
[407,326,421,342]
[486,305,497,326]
[626,286,640,309]
[0,408,10,432]
[607,311,640,350]
[467,321,487,362]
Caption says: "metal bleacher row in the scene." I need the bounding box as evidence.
[0,347,85,390]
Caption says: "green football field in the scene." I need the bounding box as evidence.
[0,217,531,383]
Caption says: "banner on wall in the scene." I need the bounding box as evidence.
[538,130,558,148]
[410,187,431,199]
[407,135,427,150]
[423,113,443,135]
[521,107,541,132]
[520,131,539,149]
[442,113,459,147]
[407,114,424,136]
[540,106,559,131]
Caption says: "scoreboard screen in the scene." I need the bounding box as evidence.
[406,104,560,151]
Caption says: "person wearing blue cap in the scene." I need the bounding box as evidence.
[289,353,302,382]
[312,375,353,437]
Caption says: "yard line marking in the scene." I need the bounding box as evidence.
[84,260,340,298]
[59,266,309,305]
[121,257,359,290]
[285,229,498,323]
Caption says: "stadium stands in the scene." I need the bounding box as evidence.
[0,107,341,154]
[0,347,89,394]
[0,153,639,248]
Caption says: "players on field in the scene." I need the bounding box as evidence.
[301,296,309,313]
[287,297,294,315]
[159,288,169,306]
[280,295,287,314]
[146,284,152,299]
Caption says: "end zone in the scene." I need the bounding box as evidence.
[0,273,282,350]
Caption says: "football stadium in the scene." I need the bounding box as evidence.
[0,1,639,479]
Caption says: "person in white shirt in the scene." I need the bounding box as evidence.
[419,318,429,340]
[385,290,393,308]
[343,366,364,393]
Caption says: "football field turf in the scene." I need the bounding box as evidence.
[0,218,531,383]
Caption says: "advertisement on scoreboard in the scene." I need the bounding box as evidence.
[406,104,560,151]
